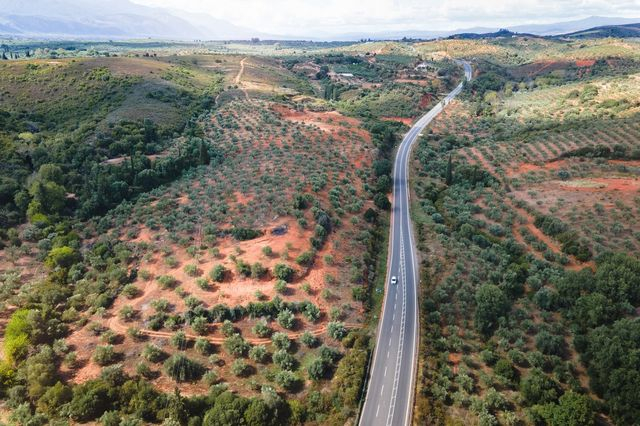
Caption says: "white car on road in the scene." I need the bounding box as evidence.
[391,276,398,285]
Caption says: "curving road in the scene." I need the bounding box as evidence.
[359,60,472,426]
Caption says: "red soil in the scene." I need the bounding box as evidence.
[419,93,433,108]
[272,104,369,139]
[468,148,498,176]
[394,78,430,86]
[381,116,414,126]
[448,352,462,374]
[608,159,640,167]
[576,60,596,67]
[508,159,569,176]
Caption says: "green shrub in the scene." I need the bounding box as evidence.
[209,265,227,282]
[224,334,250,357]
[45,246,80,269]
[249,345,269,363]
[307,358,328,381]
[303,303,321,322]
[295,251,315,266]
[122,284,140,299]
[157,275,178,289]
[195,337,212,355]
[202,370,219,386]
[4,309,30,363]
[136,362,153,379]
[142,344,166,363]
[250,262,267,279]
[191,316,208,335]
[274,280,287,294]
[274,370,299,391]
[519,368,560,406]
[273,263,295,282]
[300,331,318,348]
[252,320,272,338]
[196,277,210,290]
[277,309,295,329]
[221,320,235,337]
[327,322,347,340]
[231,359,251,377]
[184,264,199,277]
[170,331,188,348]
[118,306,137,322]
[273,350,296,370]
[164,354,205,382]
[271,332,291,351]
[151,299,170,313]
[235,259,251,277]
[93,345,118,366]
[230,228,262,241]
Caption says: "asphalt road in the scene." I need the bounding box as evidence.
[359,60,472,426]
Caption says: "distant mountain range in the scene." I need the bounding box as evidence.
[0,0,260,40]
[0,0,638,42]
[333,17,640,41]
[561,23,640,39]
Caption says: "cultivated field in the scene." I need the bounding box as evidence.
[411,39,640,425]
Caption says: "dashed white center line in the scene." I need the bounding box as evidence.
[376,405,380,417]
[384,366,388,377]
[380,385,384,396]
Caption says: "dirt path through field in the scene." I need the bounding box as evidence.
[235,57,250,101]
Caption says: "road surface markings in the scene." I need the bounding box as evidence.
[386,227,408,426]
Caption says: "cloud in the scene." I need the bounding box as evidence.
[131,0,640,35]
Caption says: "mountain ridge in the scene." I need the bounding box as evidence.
[0,1,637,41]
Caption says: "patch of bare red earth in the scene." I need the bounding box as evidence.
[507,159,569,177]
[381,116,414,126]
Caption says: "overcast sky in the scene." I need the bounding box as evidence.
[131,0,640,35]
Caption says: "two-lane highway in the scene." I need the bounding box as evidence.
[359,60,472,426]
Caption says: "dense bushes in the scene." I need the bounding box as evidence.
[474,284,509,336]
[228,227,263,241]
[4,309,31,364]
[82,138,222,218]
[580,319,639,424]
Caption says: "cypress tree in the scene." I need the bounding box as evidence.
[199,141,210,165]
